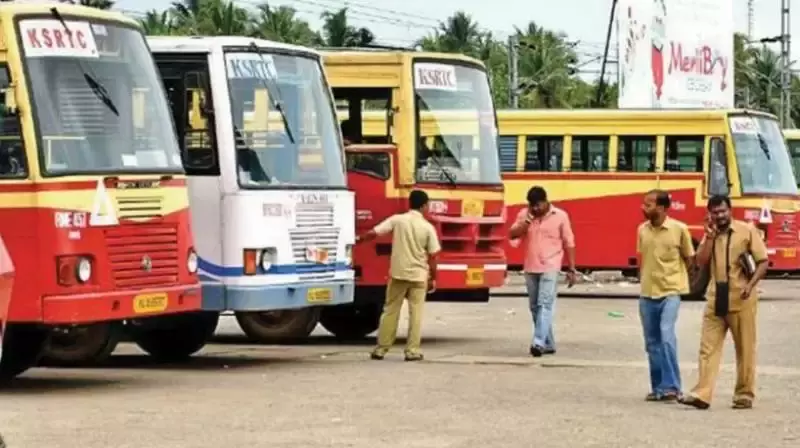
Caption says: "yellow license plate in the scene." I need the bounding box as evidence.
[783,248,797,258]
[466,267,485,286]
[307,288,332,303]
[461,199,484,218]
[133,293,168,314]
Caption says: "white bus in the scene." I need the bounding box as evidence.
[147,36,355,341]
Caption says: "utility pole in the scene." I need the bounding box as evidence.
[595,0,618,107]
[745,0,754,107]
[508,35,519,108]
[780,0,792,127]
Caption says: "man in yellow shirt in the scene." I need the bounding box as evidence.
[356,190,441,361]
[637,190,695,402]
[680,195,768,410]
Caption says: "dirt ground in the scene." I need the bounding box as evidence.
[1,281,800,448]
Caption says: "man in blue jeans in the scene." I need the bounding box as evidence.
[637,189,695,401]
[509,186,577,357]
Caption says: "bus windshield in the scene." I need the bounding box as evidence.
[224,50,345,189]
[19,18,182,175]
[729,115,799,195]
[413,61,501,185]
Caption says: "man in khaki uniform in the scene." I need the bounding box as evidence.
[680,195,768,410]
[356,190,441,361]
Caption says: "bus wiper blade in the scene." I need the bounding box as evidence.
[757,133,771,160]
[248,42,295,144]
[427,154,457,186]
[50,7,118,116]
[84,74,119,116]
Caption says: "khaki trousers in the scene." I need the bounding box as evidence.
[690,304,758,404]
[373,278,427,356]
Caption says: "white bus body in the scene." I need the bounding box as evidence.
[147,36,355,340]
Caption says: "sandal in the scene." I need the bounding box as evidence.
[732,398,753,409]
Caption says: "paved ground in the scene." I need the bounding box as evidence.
[2,281,800,447]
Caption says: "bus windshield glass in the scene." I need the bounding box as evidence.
[729,115,799,195]
[19,18,182,175]
[224,50,345,189]
[413,62,501,185]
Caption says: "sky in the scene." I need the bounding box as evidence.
[116,0,798,79]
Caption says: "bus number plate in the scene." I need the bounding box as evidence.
[783,248,796,258]
[133,293,168,314]
[466,267,484,286]
[461,199,484,218]
[307,288,332,303]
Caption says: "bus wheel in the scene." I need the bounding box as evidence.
[0,325,50,381]
[319,304,381,340]
[132,312,219,362]
[235,308,320,343]
[39,323,122,367]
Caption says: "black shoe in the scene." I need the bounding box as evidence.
[543,348,556,355]
[529,345,543,357]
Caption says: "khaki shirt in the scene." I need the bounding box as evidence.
[637,217,695,298]
[373,210,441,282]
[703,220,768,312]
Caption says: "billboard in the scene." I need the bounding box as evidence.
[617,0,734,109]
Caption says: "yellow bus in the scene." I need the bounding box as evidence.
[496,108,800,276]
[783,128,800,186]
[319,49,507,338]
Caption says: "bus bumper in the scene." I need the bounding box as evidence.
[436,263,507,289]
[41,284,202,325]
[766,247,800,273]
[200,280,355,312]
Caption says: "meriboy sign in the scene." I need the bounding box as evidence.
[616,0,734,109]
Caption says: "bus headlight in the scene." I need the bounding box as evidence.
[187,249,198,274]
[260,248,276,271]
[344,244,353,266]
[76,257,92,283]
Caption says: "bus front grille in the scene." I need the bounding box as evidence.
[289,227,340,266]
[104,223,179,289]
[116,196,164,221]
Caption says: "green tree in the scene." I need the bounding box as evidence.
[252,4,319,46]
[319,8,374,47]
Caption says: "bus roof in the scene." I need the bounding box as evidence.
[784,129,800,138]
[321,49,486,69]
[0,1,140,28]
[146,36,321,58]
[496,108,779,121]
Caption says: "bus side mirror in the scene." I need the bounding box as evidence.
[0,84,18,117]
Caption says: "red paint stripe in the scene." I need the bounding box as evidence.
[0,178,187,193]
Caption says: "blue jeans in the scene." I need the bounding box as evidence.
[639,296,681,395]
[524,272,559,350]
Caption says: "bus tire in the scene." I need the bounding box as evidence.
[235,308,320,343]
[319,304,381,340]
[39,323,122,367]
[0,325,49,381]
[132,312,219,362]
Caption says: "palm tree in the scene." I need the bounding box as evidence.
[139,10,176,36]
[170,0,204,33]
[514,21,579,108]
[74,0,114,9]
[319,8,374,47]
[201,0,252,36]
[253,4,319,46]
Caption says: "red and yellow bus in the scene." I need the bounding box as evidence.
[0,3,206,377]
[496,108,800,276]
[320,50,507,338]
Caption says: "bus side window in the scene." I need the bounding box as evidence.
[524,136,562,171]
[154,56,219,176]
[346,152,390,179]
[498,135,518,172]
[571,136,609,172]
[788,139,800,185]
[708,137,729,195]
[618,136,656,172]
[665,136,703,172]
[0,64,25,178]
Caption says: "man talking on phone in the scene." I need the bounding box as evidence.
[509,186,577,357]
[357,190,440,362]
[637,190,694,402]
[679,195,768,410]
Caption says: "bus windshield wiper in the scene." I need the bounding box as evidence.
[50,7,119,116]
[248,42,295,144]
[426,153,457,186]
[756,133,771,160]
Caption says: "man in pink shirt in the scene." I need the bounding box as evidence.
[509,186,577,357]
